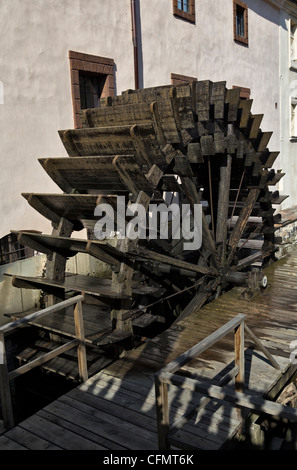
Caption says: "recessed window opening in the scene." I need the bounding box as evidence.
[79,73,107,110]
[236,5,245,37]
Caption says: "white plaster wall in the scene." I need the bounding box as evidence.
[0,254,47,324]
[140,0,280,150]
[279,9,297,209]
[0,0,282,240]
[0,0,134,238]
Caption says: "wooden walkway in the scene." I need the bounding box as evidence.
[1,248,297,450]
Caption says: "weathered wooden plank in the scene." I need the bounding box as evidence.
[22,193,109,232]
[216,154,232,259]
[39,155,133,193]
[157,314,246,376]
[196,80,213,121]
[11,274,128,299]
[112,154,154,199]
[160,373,297,424]
[211,81,226,120]
[58,124,164,168]
[225,88,241,122]
[213,133,226,154]
[38,404,126,450]
[267,171,285,186]
[187,142,203,163]
[248,114,263,139]
[270,193,289,205]
[45,396,158,449]
[73,301,88,382]
[238,99,253,128]
[228,189,260,262]
[19,414,105,450]
[0,332,15,430]
[81,102,152,128]
[255,131,273,152]
[261,151,280,169]
[0,435,27,450]
[2,427,61,450]
[137,247,218,276]
[200,135,215,156]
[9,339,79,381]
[0,294,84,334]
[172,154,193,176]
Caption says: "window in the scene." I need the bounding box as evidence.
[178,0,189,12]
[233,0,248,45]
[69,51,115,128]
[232,85,251,100]
[291,98,297,138]
[79,74,106,110]
[173,0,195,24]
[290,19,297,69]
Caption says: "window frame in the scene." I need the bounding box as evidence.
[290,18,297,70]
[291,97,297,139]
[69,51,115,129]
[233,0,248,46]
[173,0,195,24]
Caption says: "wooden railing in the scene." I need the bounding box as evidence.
[154,313,297,450]
[0,295,88,430]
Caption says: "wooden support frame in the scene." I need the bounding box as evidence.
[0,295,87,431]
[155,313,285,450]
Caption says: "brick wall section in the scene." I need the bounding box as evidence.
[171,73,197,85]
[233,0,248,46]
[69,50,115,128]
[232,85,251,99]
[173,0,195,24]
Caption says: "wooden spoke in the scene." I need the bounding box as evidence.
[216,154,232,262]
[227,188,260,265]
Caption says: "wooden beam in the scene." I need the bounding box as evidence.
[86,241,123,271]
[73,301,88,382]
[0,295,85,335]
[216,154,232,261]
[157,314,246,375]
[225,88,241,122]
[137,247,218,276]
[244,324,282,371]
[159,373,297,423]
[8,340,79,381]
[228,189,260,264]
[238,99,253,129]
[155,375,170,450]
[248,114,263,139]
[0,332,14,430]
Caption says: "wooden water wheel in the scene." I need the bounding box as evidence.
[11,80,287,343]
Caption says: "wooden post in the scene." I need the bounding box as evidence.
[46,217,74,307]
[73,299,88,382]
[234,321,245,391]
[234,319,245,430]
[155,374,170,450]
[0,332,14,430]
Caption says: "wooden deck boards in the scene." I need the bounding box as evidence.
[2,248,297,450]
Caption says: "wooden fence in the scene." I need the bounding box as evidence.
[155,313,297,450]
[0,295,87,430]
